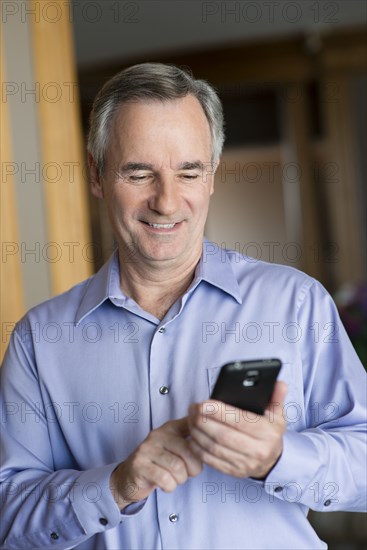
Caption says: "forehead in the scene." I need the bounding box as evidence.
[104,96,213,171]
[110,95,211,150]
[114,94,208,123]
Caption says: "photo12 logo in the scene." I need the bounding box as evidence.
[1,1,140,24]
[201,1,340,25]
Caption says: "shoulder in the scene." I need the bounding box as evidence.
[227,246,313,282]
[16,276,94,331]
[224,246,322,306]
[14,252,117,332]
[2,276,95,370]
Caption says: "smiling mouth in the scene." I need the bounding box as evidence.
[142,221,181,229]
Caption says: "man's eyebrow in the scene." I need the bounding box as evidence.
[177,161,205,170]
[118,161,205,172]
[118,162,154,172]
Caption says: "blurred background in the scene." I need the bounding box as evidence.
[1,1,366,547]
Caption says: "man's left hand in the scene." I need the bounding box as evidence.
[188,381,287,479]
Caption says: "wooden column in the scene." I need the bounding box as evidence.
[322,73,365,286]
[281,83,324,282]
[0,44,26,361]
[29,0,92,295]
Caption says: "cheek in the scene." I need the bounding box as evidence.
[185,181,213,204]
[109,185,137,211]
[104,188,131,224]
[197,188,214,213]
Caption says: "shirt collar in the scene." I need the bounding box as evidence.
[194,239,242,303]
[75,252,118,325]
[75,240,242,325]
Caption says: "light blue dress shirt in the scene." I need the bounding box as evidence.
[1,241,366,549]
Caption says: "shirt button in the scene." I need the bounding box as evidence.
[159,386,169,395]
[274,486,283,493]
[50,532,59,540]
[158,327,166,333]
[99,517,108,526]
[323,499,331,507]
[169,513,178,522]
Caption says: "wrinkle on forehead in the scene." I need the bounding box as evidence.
[106,95,212,170]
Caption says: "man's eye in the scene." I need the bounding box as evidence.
[128,174,150,183]
[181,174,199,180]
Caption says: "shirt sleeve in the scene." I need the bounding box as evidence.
[0,328,138,550]
[264,280,367,512]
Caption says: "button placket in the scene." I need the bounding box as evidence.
[156,326,169,396]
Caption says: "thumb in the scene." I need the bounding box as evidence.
[167,416,190,438]
[266,380,288,412]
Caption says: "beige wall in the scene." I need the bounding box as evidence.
[207,146,290,266]
[1,1,92,360]
[2,8,51,309]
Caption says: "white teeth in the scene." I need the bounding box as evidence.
[148,223,176,228]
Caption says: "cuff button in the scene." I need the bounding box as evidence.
[99,517,108,526]
[50,532,59,540]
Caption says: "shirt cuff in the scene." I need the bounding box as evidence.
[263,429,335,509]
[120,498,148,516]
[71,462,123,534]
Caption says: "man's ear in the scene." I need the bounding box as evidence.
[88,153,104,199]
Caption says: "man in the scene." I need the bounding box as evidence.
[1,63,366,549]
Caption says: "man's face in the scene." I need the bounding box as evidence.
[91,95,216,268]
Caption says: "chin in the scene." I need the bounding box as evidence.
[143,243,186,262]
[145,251,181,262]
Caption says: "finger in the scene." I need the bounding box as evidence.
[110,457,173,504]
[190,401,286,446]
[190,419,250,456]
[188,438,250,478]
[138,459,180,493]
[268,380,288,408]
[163,434,203,477]
[131,441,190,492]
[190,423,250,461]
[189,421,283,479]
[189,400,266,436]
[162,417,203,476]
[166,417,191,438]
[150,447,190,486]
[264,381,288,423]
[189,400,246,426]
[190,414,277,456]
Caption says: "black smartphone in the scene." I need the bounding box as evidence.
[210,359,282,415]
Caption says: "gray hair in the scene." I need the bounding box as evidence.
[87,62,225,173]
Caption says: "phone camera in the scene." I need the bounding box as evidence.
[242,369,260,387]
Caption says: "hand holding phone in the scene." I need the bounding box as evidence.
[210,358,282,415]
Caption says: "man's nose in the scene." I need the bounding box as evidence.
[148,175,180,216]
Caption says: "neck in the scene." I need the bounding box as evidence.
[117,247,201,319]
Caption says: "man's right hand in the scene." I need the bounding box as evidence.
[109,417,203,510]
